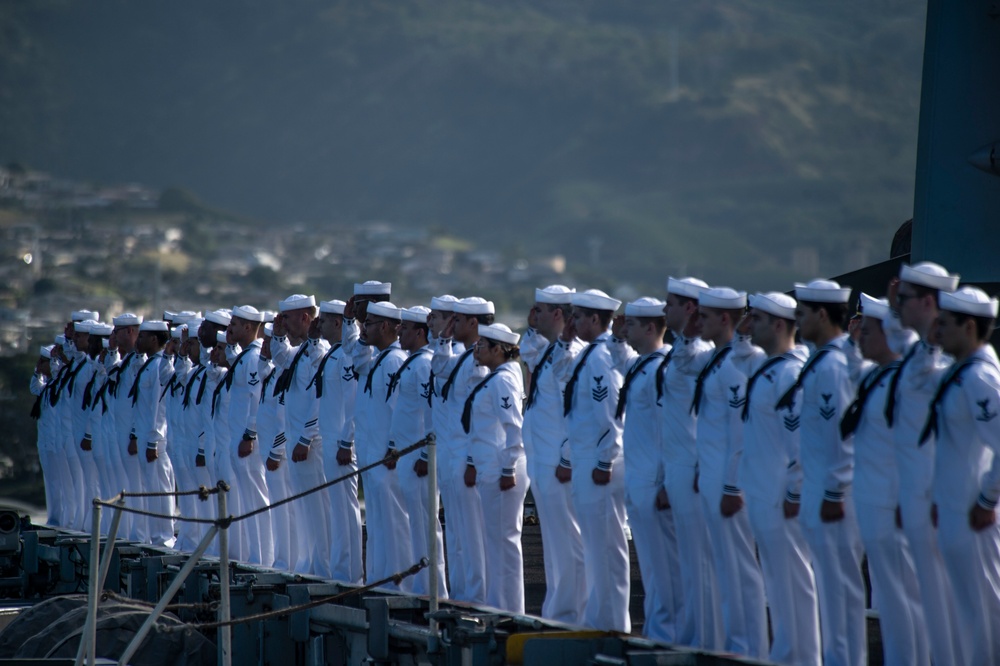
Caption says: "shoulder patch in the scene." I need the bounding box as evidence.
[501,396,512,409]
[976,397,998,422]
[592,375,608,402]
[784,414,800,431]
[819,393,836,420]
[728,384,746,409]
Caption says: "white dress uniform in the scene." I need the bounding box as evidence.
[676,336,767,659]
[733,334,820,666]
[209,361,243,560]
[257,357,296,572]
[656,330,722,649]
[72,349,102,532]
[608,336,683,643]
[31,364,63,526]
[783,333,866,666]
[163,354,195,549]
[464,358,528,613]
[194,354,224,553]
[550,329,630,633]
[929,343,1000,665]
[388,343,448,597]
[346,318,413,589]
[57,350,88,529]
[226,338,273,566]
[176,361,211,552]
[881,332,964,664]
[269,330,333,577]
[844,357,928,666]
[111,349,143,539]
[82,351,113,522]
[431,336,489,602]
[129,348,176,547]
[520,327,587,624]
[314,334,363,584]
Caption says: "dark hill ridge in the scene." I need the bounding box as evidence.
[0,0,925,291]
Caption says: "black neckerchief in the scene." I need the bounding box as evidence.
[690,345,732,415]
[307,342,342,398]
[883,342,920,427]
[363,346,397,396]
[462,369,501,434]
[616,350,666,420]
[441,347,475,402]
[273,342,309,397]
[839,362,900,439]
[742,354,792,422]
[524,341,557,411]
[774,347,842,412]
[128,354,160,406]
[387,348,431,401]
[918,357,989,445]
[563,342,600,416]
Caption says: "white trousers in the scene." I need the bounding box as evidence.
[168,440,197,551]
[747,497,821,666]
[231,446,273,567]
[571,460,630,633]
[699,477,768,660]
[287,445,333,578]
[800,491,866,666]
[37,446,60,526]
[399,457,448,597]
[478,460,528,613]
[437,464,466,600]
[664,463,721,649]
[63,435,85,530]
[899,493,964,665]
[448,461,486,603]
[360,463,413,591]
[527,460,586,624]
[323,448,363,584]
[140,444,176,547]
[938,507,1000,666]
[264,457,296,571]
[625,475,683,644]
[855,501,928,666]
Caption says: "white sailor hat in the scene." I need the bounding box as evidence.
[625,297,666,317]
[794,279,852,304]
[454,297,496,316]
[173,311,201,325]
[367,301,403,320]
[750,292,796,320]
[40,345,54,359]
[204,309,232,327]
[430,294,459,312]
[263,323,274,337]
[278,294,316,312]
[55,334,67,346]
[139,320,169,332]
[354,281,391,296]
[857,293,892,321]
[900,261,959,292]
[190,318,204,335]
[320,300,347,315]
[535,285,576,305]
[75,319,98,334]
[90,322,114,336]
[571,289,621,312]
[699,287,747,309]
[939,286,999,318]
[71,309,99,322]
[163,310,177,321]
[479,323,520,345]
[402,305,431,323]
[170,325,187,340]
[232,305,265,322]
[112,313,143,327]
[216,331,228,345]
[667,277,709,299]
[262,311,276,323]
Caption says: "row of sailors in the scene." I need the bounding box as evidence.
[29,263,1000,666]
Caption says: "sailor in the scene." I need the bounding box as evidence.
[463,323,528,612]
[270,294,333,577]
[389,305,447,597]
[658,277,723,648]
[83,322,115,516]
[128,320,175,547]
[59,310,98,529]
[174,323,210,552]
[734,292,820,665]
[550,288,630,633]
[226,305,273,566]
[840,294,927,665]
[926,286,1000,664]
[520,285,586,623]
[425,294,468,598]
[258,322,296,571]
[45,335,76,527]
[71,319,102,531]
[108,313,143,539]
[675,287,767,659]
[30,345,61,526]
[607,297,683,643]
[784,279,865,666]
[346,299,413,588]
[311,299,362,583]
[430,296,492,603]
[883,261,964,664]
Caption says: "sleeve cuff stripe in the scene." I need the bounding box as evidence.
[979,493,998,509]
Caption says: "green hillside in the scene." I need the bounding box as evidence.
[0,0,925,292]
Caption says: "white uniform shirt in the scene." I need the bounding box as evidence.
[270,334,326,450]
[465,362,525,477]
[388,345,433,448]
[226,339,263,444]
[659,334,713,468]
[522,331,582,468]
[131,351,170,448]
[608,340,670,484]
[851,362,903,508]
